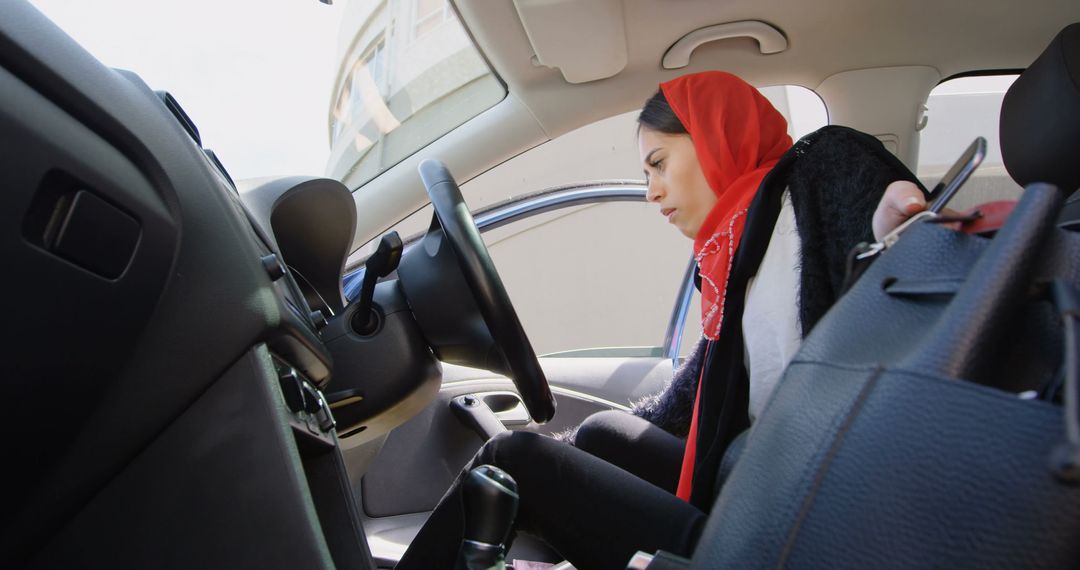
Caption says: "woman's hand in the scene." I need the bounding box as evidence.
[872,181,926,241]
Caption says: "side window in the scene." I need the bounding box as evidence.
[758,85,830,141]
[346,189,688,357]
[483,200,689,356]
[917,74,1021,210]
[462,110,687,356]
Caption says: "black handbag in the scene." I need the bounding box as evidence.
[690,183,1080,568]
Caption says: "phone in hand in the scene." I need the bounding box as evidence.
[926,136,988,213]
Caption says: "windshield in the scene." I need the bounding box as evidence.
[29,0,504,188]
[326,1,505,189]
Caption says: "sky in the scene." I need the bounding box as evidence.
[29,0,348,181]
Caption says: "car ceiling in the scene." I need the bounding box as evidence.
[470,0,1079,136]
[347,0,1080,253]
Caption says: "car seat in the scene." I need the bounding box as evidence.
[998,23,1080,224]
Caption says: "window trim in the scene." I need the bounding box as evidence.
[665,256,697,363]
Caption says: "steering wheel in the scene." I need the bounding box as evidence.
[397,159,556,423]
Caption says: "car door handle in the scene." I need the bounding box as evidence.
[479,392,532,427]
[450,394,508,441]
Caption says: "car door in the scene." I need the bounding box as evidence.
[341,182,699,566]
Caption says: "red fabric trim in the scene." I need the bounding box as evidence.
[676,365,705,501]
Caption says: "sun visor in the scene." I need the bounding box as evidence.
[512,0,627,84]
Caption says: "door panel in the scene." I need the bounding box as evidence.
[351,356,673,565]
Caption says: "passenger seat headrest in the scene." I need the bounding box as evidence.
[1000,23,1080,193]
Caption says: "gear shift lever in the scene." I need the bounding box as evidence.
[457,465,519,570]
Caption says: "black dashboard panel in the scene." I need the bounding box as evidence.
[0,2,365,567]
[1,51,179,553]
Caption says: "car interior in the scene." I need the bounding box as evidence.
[3,0,1080,568]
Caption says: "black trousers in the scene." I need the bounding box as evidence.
[395,411,705,570]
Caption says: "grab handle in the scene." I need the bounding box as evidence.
[662,21,787,69]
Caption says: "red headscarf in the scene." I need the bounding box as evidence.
[660,72,792,501]
[661,72,792,340]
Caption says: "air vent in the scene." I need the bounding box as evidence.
[203,148,235,189]
[155,90,201,146]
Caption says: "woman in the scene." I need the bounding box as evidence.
[397,71,926,569]
[572,72,929,507]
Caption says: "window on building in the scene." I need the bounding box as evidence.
[413,0,453,39]
[331,38,389,146]
[348,40,388,116]
[331,78,352,142]
[365,40,387,94]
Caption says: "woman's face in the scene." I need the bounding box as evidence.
[638,127,717,239]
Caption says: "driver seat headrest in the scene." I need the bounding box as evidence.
[1000,23,1080,193]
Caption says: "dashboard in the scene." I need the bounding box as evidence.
[0,2,375,566]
